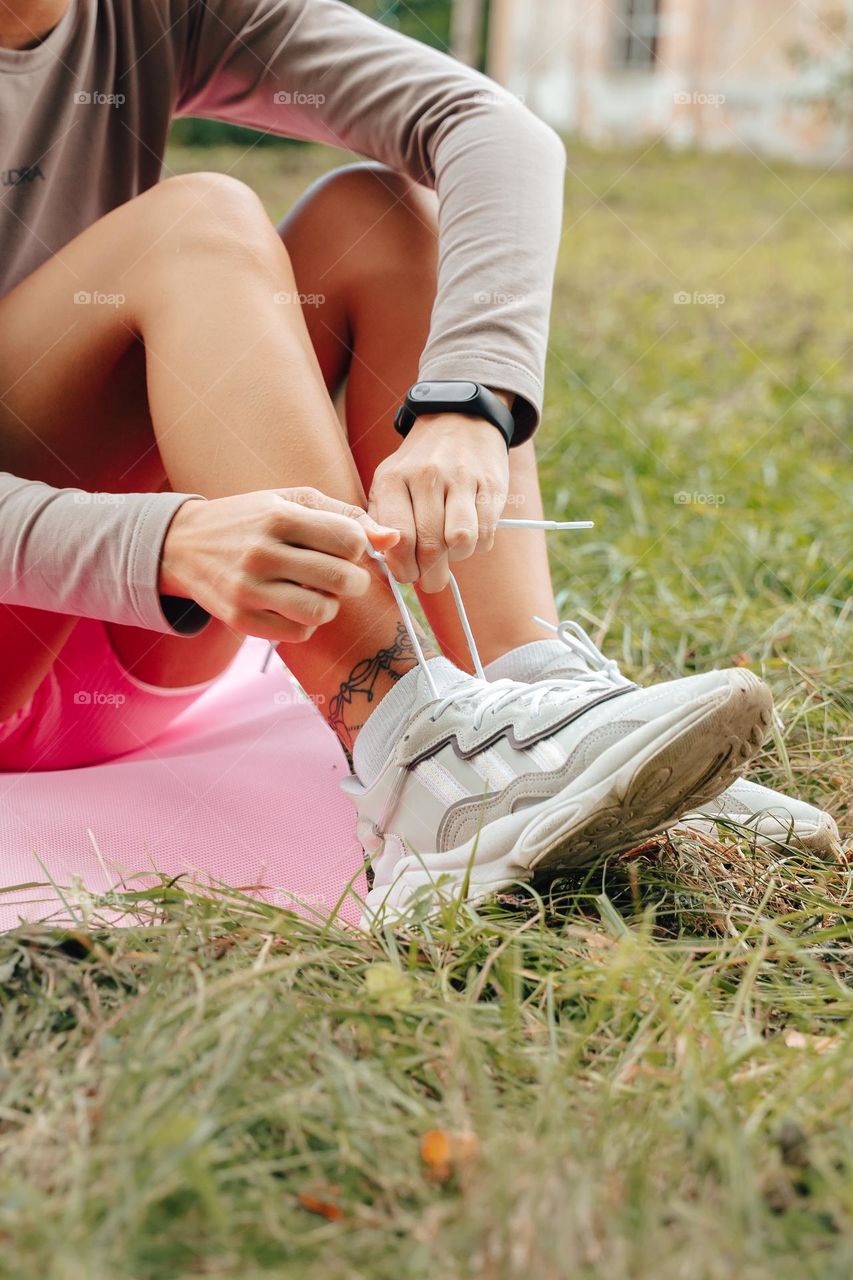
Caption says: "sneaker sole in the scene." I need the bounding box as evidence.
[363,670,773,923]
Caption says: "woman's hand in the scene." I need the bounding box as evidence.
[159,487,399,642]
[367,413,510,593]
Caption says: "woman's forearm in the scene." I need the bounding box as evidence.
[177,0,566,442]
[0,472,209,633]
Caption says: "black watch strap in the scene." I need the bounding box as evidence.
[394,380,515,448]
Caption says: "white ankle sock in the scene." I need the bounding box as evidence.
[352,656,464,786]
[484,639,567,684]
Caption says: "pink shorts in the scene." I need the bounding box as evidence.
[0,619,216,772]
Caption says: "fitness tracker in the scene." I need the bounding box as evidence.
[394,380,516,449]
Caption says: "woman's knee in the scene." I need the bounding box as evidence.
[288,162,438,284]
[148,171,267,229]
[129,172,294,285]
[324,162,438,226]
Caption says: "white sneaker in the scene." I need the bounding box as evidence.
[524,619,839,856]
[346,659,773,921]
[676,777,839,853]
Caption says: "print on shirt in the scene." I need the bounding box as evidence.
[2,164,45,186]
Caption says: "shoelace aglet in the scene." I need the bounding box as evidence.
[532,614,558,634]
[498,519,594,530]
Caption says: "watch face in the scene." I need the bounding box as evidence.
[411,381,478,403]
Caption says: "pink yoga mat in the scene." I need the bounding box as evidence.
[0,640,367,930]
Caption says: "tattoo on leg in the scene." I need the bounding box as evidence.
[328,623,433,751]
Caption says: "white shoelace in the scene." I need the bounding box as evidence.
[262,516,594,689]
[531,615,633,688]
[428,675,580,730]
[366,518,594,701]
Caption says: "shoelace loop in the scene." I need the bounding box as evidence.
[532,615,631,688]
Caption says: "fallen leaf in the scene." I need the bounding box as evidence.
[578,929,613,950]
[783,1030,837,1054]
[297,1191,344,1221]
[420,1128,479,1183]
[619,837,665,862]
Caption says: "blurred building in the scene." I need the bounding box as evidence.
[486,0,853,165]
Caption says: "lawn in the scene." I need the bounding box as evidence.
[0,139,850,1279]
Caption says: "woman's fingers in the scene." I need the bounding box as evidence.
[277,546,372,598]
[368,476,483,591]
[368,475,419,582]
[161,488,399,639]
[274,504,369,561]
[474,484,504,555]
[239,614,318,645]
[274,489,398,561]
[237,580,341,632]
[444,484,480,562]
[407,470,451,593]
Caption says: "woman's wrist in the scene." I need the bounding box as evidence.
[159,497,207,598]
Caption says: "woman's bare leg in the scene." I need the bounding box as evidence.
[280,163,559,672]
[0,173,426,742]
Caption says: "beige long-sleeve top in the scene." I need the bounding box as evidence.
[0,0,565,633]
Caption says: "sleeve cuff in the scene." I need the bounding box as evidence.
[128,492,212,636]
[417,354,542,445]
[159,595,212,636]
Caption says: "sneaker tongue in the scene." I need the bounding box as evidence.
[416,657,471,701]
[540,652,591,681]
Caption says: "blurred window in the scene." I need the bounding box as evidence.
[615,0,662,69]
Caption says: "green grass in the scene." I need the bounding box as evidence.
[1,140,850,1279]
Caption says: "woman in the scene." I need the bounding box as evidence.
[0,0,832,916]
